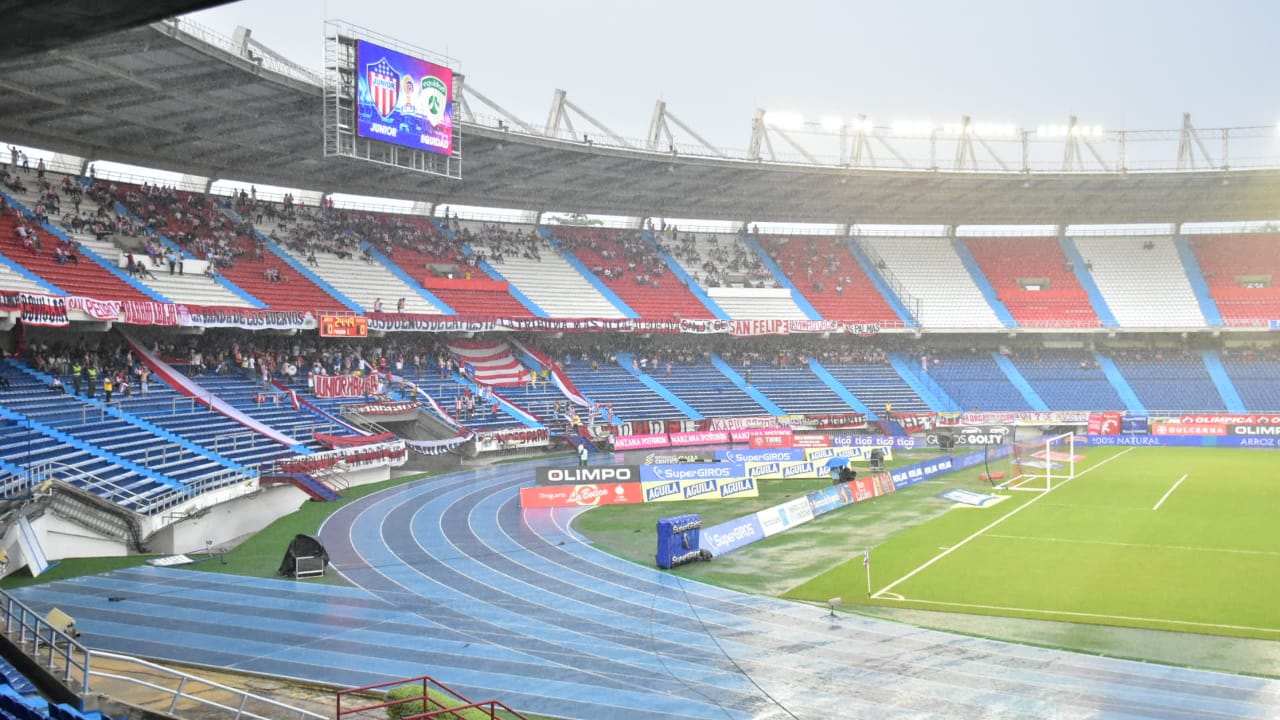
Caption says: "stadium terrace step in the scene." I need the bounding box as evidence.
[1072,236,1207,328]
[860,236,1002,329]
[757,234,902,324]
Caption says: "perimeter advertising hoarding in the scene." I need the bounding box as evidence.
[535,465,640,485]
[519,483,643,509]
[355,40,454,155]
[640,477,759,503]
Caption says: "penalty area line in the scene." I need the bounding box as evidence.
[1152,473,1188,511]
[870,447,1136,600]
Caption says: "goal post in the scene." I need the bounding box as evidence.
[1001,431,1077,492]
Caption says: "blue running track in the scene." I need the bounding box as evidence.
[10,457,1280,719]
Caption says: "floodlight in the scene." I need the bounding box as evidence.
[820,116,844,132]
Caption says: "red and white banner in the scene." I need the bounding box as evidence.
[961,410,1091,426]
[65,296,121,321]
[342,401,422,416]
[314,373,381,399]
[612,433,671,450]
[731,427,795,443]
[1086,411,1123,435]
[271,440,408,475]
[122,300,179,326]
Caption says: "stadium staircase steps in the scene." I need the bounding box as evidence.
[757,235,902,324]
[546,227,715,320]
[0,193,154,302]
[1219,355,1280,411]
[468,230,626,319]
[804,359,876,419]
[1171,235,1223,326]
[654,363,771,418]
[1091,353,1147,414]
[669,232,809,319]
[538,227,638,318]
[948,238,1017,327]
[725,362,862,415]
[706,353,783,415]
[1197,349,1247,413]
[260,472,340,501]
[964,237,1101,328]
[641,230,730,319]
[559,357,688,422]
[0,251,56,294]
[1009,355,1126,411]
[846,238,919,326]
[260,219,443,314]
[1109,354,1229,413]
[914,353,1033,411]
[1188,233,1280,327]
[224,209,363,312]
[3,360,247,484]
[176,373,342,452]
[1071,236,1207,327]
[860,236,1003,328]
[740,233,821,319]
[863,355,953,413]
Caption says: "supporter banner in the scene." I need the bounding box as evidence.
[638,462,747,483]
[475,427,548,453]
[519,482,644,509]
[726,319,878,337]
[1171,414,1280,425]
[641,451,715,464]
[807,413,868,430]
[363,314,876,336]
[740,428,794,445]
[669,430,730,447]
[320,314,368,337]
[892,413,936,432]
[536,465,640,485]
[341,400,422,416]
[709,416,781,431]
[272,440,408,475]
[716,448,806,463]
[961,410,1090,426]
[1152,423,1226,436]
[122,300,179,326]
[64,296,120,321]
[612,433,670,450]
[641,476,759,502]
[936,412,962,427]
[314,373,380,399]
[177,305,317,331]
[313,431,396,449]
[404,435,472,456]
[10,292,68,327]
[793,434,830,448]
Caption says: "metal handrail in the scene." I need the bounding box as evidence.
[0,590,324,720]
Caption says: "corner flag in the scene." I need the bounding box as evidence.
[863,548,870,568]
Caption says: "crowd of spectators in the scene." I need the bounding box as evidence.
[765,235,858,295]
[652,227,774,288]
[552,227,670,288]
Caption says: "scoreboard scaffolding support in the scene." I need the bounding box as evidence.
[323,19,462,180]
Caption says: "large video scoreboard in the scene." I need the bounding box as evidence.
[324,21,461,180]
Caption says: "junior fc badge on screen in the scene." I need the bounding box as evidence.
[365,57,400,119]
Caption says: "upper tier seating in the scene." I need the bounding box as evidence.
[758,235,900,324]
[387,240,533,317]
[1010,355,1125,411]
[927,353,1033,411]
[0,184,152,301]
[859,237,1001,328]
[266,208,445,314]
[728,364,860,415]
[1189,234,1280,326]
[658,230,808,319]
[460,222,625,318]
[1109,353,1225,413]
[1220,353,1280,411]
[0,257,53,293]
[1071,236,1205,327]
[964,237,1100,327]
[559,357,688,421]
[550,226,713,320]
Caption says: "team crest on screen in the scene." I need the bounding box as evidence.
[365,58,400,119]
[420,75,448,126]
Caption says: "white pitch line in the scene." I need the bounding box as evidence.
[1152,473,1189,511]
[871,447,1135,600]
[876,596,1280,636]
[984,533,1280,558]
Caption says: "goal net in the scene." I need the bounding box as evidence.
[1002,431,1077,492]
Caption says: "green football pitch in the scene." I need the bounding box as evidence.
[786,445,1280,640]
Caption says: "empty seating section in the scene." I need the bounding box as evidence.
[1221,355,1280,410]
[388,244,532,317]
[0,188,151,301]
[560,359,687,420]
[183,373,345,451]
[860,237,1001,328]
[461,222,624,318]
[266,208,444,313]
[0,261,50,293]
[1110,355,1225,413]
[1071,236,1205,327]
[658,230,808,319]
[927,354,1033,411]
[822,363,931,413]
[730,365,858,415]
[657,364,767,418]
[551,226,713,319]
[1011,355,1125,410]
[759,236,899,324]
[1190,234,1280,325]
[964,237,1099,327]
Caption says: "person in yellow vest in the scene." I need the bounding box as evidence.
[103,375,114,403]
[86,366,97,398]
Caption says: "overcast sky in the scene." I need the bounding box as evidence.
[187,0,1279,150]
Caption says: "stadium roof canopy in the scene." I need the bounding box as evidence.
[0,1,228,60]
[1,19,1279,226]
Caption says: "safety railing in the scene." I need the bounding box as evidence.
[0,590,324,720]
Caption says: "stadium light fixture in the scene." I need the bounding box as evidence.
[820,115,845,132]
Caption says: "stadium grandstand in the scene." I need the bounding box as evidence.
[0,3,1277,720]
